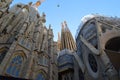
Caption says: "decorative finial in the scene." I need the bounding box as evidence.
[64,21,67,27]
[42,12,46,17]
[32,0,45,10]
[49,24,51,29]
[61,22,64,29]
[64,21,70,31]
[41,12,46,23]
[37,0,45,7]
[35,1,41,7]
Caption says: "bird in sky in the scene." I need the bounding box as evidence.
[57,4,60,7]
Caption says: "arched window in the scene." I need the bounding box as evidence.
[6,55,23,77]
[36,73,45,80]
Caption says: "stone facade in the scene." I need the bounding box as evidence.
[76,15,120,80]
[58,15,120,80]
[0,0,58,80]
[0,0,120,80]
[57,21,82,80]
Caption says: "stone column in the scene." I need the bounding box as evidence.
[22,55,34,79]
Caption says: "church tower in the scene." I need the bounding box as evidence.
[57,21,77,80]
[60,21,76,51]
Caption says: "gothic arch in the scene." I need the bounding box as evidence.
[12,50,27,59]
[35,70,47,80]
[5,50,27,77]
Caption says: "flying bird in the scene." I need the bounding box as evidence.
[57,4,60,7]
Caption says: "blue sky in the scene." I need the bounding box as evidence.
[11,0,120,41]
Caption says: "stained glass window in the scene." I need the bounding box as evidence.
[6,55,23,77]
[36,73,45,80]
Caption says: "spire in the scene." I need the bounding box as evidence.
[58,32,61,42]
[57,32,61,51]
[60,22,65,50]
[64,21,67,27]
[49,24,51,29]
[60,21,76,51]
[41,12,46,23]
[61,22,64,31]
[64,21,70,32]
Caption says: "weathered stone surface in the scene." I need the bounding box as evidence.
[0,1,58,80]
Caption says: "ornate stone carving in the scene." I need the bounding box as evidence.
[0,0,13,17]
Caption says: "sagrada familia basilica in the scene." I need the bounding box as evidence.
[0,0,119,80]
